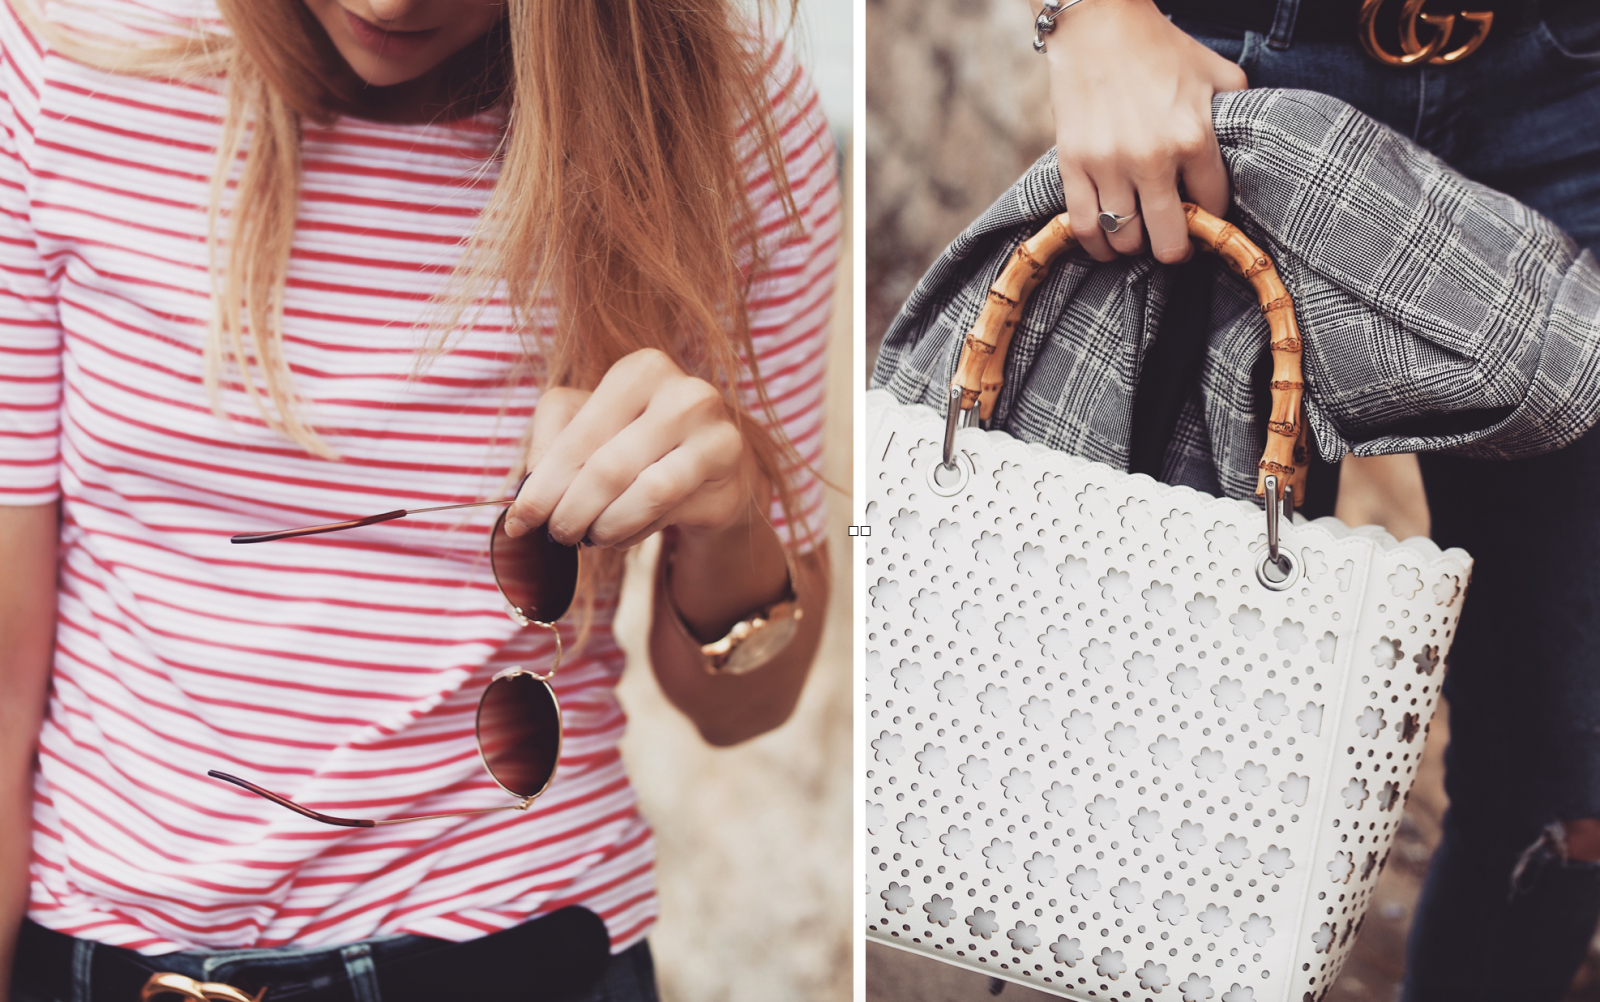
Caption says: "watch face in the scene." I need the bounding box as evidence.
[719,616,800,675]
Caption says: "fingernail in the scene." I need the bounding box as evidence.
[504,516,529,538]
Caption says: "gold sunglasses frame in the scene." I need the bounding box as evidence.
[211,497,578,826]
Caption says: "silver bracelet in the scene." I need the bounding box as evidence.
[1033,0,1091,52]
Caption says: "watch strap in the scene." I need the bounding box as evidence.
[658,532,803,675]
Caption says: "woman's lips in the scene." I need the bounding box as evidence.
[343,9,442,58]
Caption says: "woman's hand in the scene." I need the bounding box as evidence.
[1038,0,1246,263]
[503,347,826,747]
[504,348,764,550]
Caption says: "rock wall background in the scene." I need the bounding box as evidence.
[865,0,1052,358]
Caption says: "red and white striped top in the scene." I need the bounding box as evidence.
[0,0,837,954]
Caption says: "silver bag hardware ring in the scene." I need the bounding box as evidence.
[941,384,963,469]
[1258,472,1302,591]
[934,384,975,495]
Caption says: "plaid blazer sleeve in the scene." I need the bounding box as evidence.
[873,88,1600,497]
[1219,88,1600,466]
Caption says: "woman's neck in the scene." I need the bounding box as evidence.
[326,19,509,125]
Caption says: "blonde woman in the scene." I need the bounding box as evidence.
[0,0,839,999]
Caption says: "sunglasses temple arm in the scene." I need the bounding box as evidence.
[230,499,519,545]
[208,771,532,828]
[208,770,377,828]
[370,802,533,826]
[231,511,407,545]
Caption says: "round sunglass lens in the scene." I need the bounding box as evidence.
[477,672,561,799]
[491,509,579,625]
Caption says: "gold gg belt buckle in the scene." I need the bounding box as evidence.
[141,972,267,1002]
[1359,0,1494,64]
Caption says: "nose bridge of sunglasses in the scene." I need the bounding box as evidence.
[494,661,555,683]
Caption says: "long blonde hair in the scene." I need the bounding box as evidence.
[11,0,816,619]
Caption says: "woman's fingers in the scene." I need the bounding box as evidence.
[1059,165,1115,262]
[543,406,695,546]
[1176,39,1245,224]
[1042,0,1250,262]
[523,388,588,477]
[506,348,748,547]
[606,471,750,552]
[505,374,651,537]
[1092,174,1146,257]
[1209,46,1250,95]
[582,423,746,547]
[1178,129,1232,221]
[1137,175,1193,265]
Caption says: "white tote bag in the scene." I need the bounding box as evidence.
[864,206,1472,1001]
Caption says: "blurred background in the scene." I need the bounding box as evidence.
[607,4,853,1000]
[863,0,1600,996]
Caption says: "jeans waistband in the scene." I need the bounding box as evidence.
[12,907,612,1002]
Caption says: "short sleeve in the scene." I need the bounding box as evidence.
[741,41,840,551]
[0,4,62,505]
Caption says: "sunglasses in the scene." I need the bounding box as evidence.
[207,494,580,827]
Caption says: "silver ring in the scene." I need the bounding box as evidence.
[1097,209,1140,234]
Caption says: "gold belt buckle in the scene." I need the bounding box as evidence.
[141,972,267,1002]
[1359,0,1495,65]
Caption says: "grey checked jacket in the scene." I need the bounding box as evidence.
[872,88,1600,500]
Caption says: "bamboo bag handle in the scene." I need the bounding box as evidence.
[949,203,1309,501]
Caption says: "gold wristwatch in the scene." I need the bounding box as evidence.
[660,538,803,676]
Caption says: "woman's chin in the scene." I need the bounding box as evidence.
[338,58,439,90]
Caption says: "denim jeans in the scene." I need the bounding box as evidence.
[1175,3,1600,998]
[9,922,659,1002]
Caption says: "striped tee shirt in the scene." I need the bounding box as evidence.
[0,0,838,954]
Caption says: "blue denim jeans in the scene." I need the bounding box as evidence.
[1176,4,1600,998]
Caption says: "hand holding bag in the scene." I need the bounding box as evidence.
[865,205,1472,1001]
